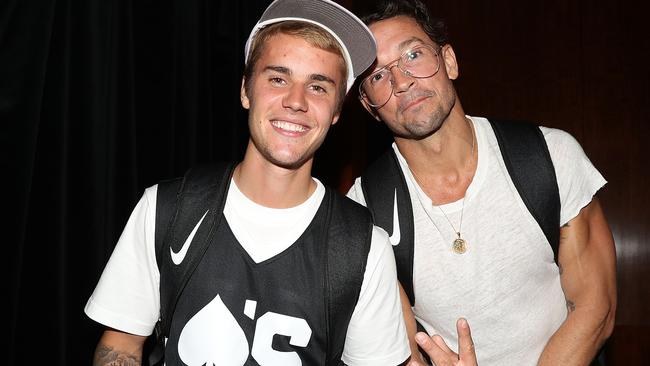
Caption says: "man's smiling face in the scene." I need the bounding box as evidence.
[241,32,345,170]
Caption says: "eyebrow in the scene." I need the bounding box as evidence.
[264,65,291,75]
[264,65,337,86]
[397,37,428,51]
[309,73,337,86]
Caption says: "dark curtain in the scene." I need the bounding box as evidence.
[3,0,274,364]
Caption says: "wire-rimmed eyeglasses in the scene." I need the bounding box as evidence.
[359,44,441,108]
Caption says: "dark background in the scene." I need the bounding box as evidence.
[3,0,648,365]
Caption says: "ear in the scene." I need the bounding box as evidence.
[240,78,250,109]
[331,111,341,126]
[441,44,459,80]
[359,96,382,121]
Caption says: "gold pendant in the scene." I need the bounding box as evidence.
[452,234,467,254]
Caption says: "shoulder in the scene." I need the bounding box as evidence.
[332,189,372,222]
[537,126,595,170]
[537,126,607,224]
[483,118,590,165]
[143,184,159,209]
[539,126,584,151]
[539,126,589,158]
[346,177,367,206]
[367,226,394,270]
[350,144,408,207]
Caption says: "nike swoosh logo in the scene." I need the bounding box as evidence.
[389,189,401,246]
[170,210,209,265]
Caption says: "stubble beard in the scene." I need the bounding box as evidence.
[250,125,326,171]
[255,140,310,171]
[401,92,456,140]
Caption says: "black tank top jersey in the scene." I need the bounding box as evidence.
[164,191,333,365]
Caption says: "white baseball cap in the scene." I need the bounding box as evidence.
[244,0,377,91]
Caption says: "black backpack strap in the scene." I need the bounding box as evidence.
[149,176,183,365]
[489,119,561,262]
[150,162,236,365]
[154,177,183,269]
[324,190,373,365]
[361,149,416,306]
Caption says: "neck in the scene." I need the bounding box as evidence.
[397,109,474,172]
[234,142,316,209]
[395,110,477,204]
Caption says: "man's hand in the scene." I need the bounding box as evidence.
[414,318,477,366]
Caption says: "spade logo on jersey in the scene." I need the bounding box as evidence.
[178,294,313,366]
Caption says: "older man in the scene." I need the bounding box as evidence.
[348,1,616,365]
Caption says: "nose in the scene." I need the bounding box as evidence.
[282,83,308,112]
[390,65,415,95]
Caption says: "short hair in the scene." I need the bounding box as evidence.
[243,21,348,113]
[362,0,449,47]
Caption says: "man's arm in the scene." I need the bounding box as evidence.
[538,198,616,365]
[398,285,427,366]
[93,329,147,366]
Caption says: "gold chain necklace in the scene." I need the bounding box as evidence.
[410,118,476,254]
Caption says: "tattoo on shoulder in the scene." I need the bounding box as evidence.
[94,344,141,366]
[562,222,571,228]
[566,299,576,313]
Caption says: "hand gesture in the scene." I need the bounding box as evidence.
[414,318,477,366]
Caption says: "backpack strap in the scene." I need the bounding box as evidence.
[149,162,236,365]
[323,189,373,366]
[154,177,183,268]
[360,149,416,306]
[489,119,561,261]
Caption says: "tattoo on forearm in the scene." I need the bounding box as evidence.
[566,299,576,313]
[94,344,141,366]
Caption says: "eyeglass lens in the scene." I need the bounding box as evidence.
[361,45,439,107]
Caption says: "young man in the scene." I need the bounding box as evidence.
[85,0,410,365]
[348,1,617,365]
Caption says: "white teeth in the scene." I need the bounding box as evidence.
[272,120,307,132]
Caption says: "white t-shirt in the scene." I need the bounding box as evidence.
[347,116,606,366]
[85,178,409,366]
